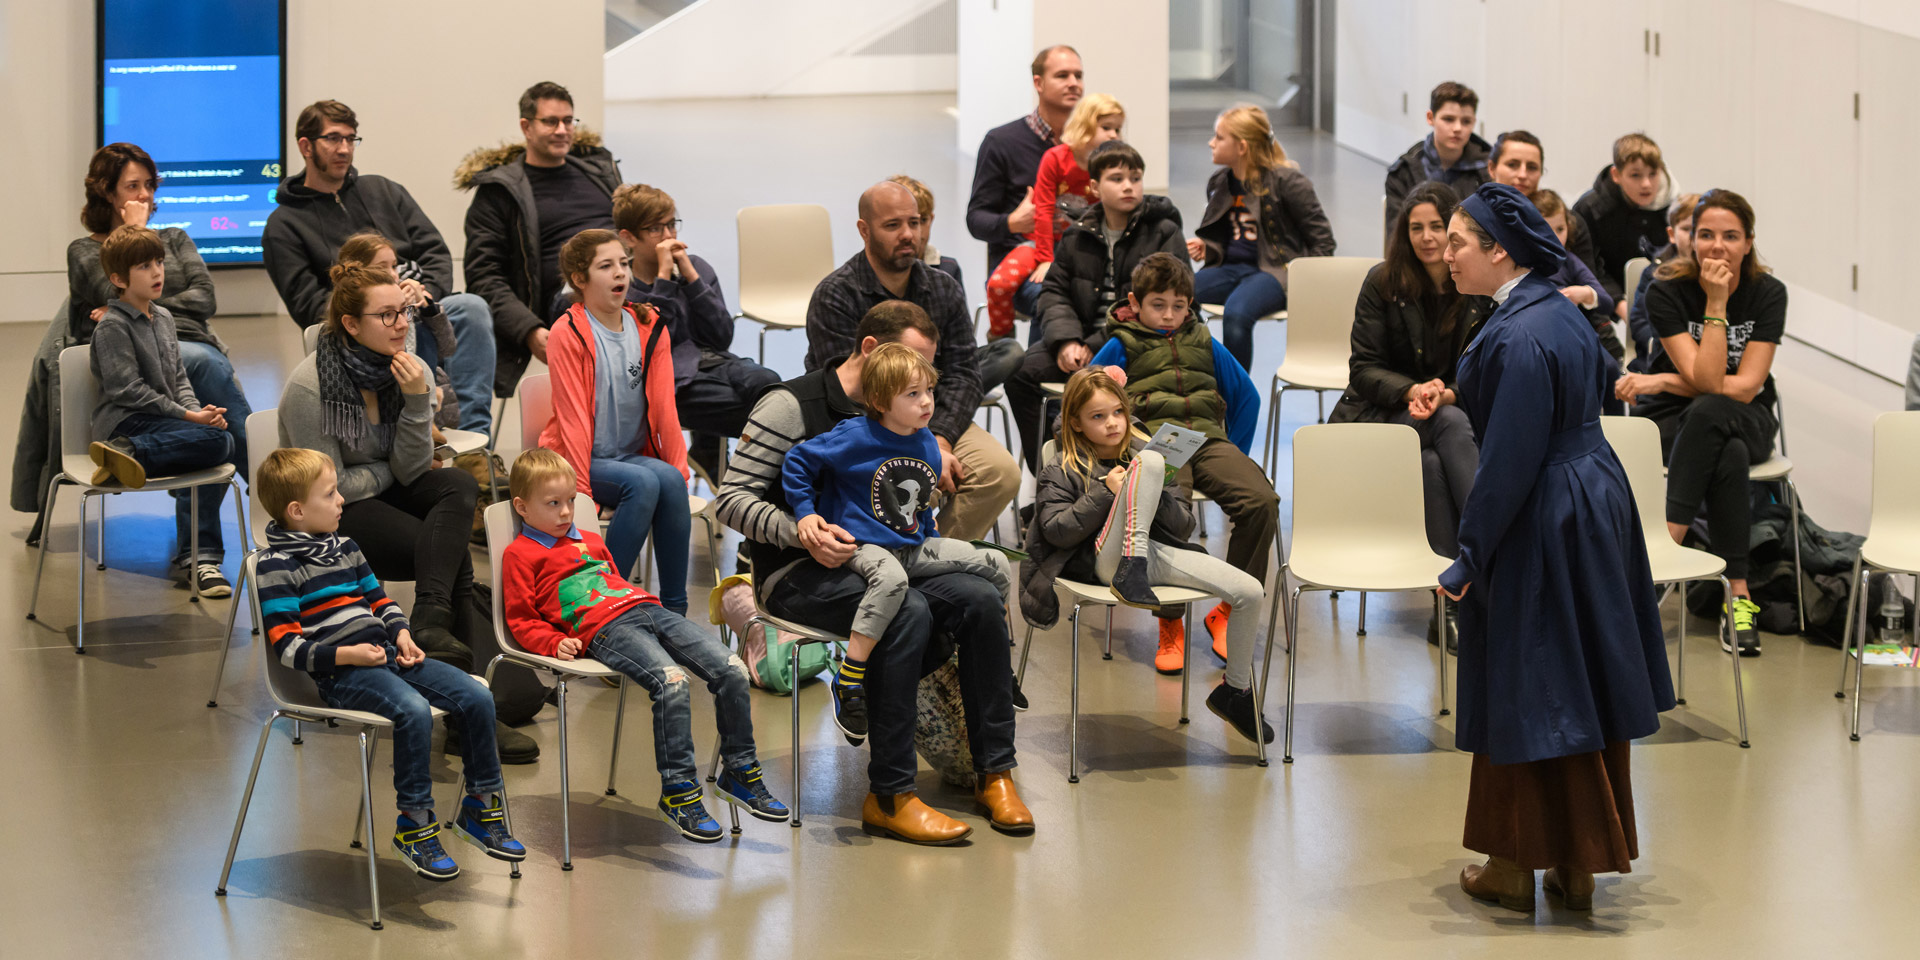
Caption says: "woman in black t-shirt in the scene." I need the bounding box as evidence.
[1613,190,1783,656]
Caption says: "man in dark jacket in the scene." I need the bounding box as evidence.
[1383,82,1490,239]
[262,100,498,435]
[966,44,1082,325]
[1005,143,1186,470]
[457,82,620,398]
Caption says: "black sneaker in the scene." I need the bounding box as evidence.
[657,780,724,843]
[454,794,527,861]
[1205,681,1275,745]
[1109,556,1158,608]
[830,677,868,745]
[1010,676,1029,712]
[191,562,232,598]
[1724,597,1763,657]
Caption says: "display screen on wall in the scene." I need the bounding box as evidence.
[97,0,285,265]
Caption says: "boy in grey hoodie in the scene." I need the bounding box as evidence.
[87,226,240,596]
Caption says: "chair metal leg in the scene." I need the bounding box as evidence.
[1250,586,1270,767]
[211,554,254,707]
[1356,592,1368,636]
[789,638,803,827]
[75,493,88,654]
[350,732,378,849]
[1433,591,1450,717]
[758,326,768,365]
[291,720,302,744]
[1180,604,1193,724]
[356,729,384,930]
[1851,562,1871,741]
[1786,478,1804,633]
[1262,377,1283,474]
[1838,554,1863,698]
[1721,576,1749,747]
[1282,586,1304,764]
[1257,568,1289,711]
[1676,582,1688,705]
[1068,605,1081,784]
[1017,624,1035,685]
[96,495,106,570]
[1102,606,1113,660]
[695,514,722,594]
[216,710,284,896]
[606,677,628,796]
[496,790,523,878]
[25,478,62,623]
[556,678,574,869]
[187,486,202,603]
[1316,391,1325,424]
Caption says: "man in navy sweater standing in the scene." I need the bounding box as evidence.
[966,44,1083,332]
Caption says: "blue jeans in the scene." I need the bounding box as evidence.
[110,411,235,563]
[591,454,691,613]
[316,654,503,812]
[178,341,253,483]
[1194,263,1288,371]
[1017,281,1044,345]
[440,293,496,434]
[589,603,757,784]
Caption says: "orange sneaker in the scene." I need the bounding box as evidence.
[1205,603,1231,662]
[1154,617,1185,675]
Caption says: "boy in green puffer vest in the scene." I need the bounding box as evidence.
[1088,253,1279,672]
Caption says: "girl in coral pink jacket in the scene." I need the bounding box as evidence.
[539,229,693,613]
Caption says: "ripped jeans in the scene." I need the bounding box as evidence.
[587,602,759,784]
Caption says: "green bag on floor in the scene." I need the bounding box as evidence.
[710,575,835,696]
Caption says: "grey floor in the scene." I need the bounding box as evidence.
[5,94,1915,958]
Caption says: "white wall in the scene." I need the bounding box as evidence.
[605,0,956,101]
[0,0,603,321]
[1335,0,1920,380]
[956,0,1171,190]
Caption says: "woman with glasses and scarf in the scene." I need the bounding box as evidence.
[1438,183,1674,915]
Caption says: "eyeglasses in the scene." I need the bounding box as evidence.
[351,307,412,328]
[640,219,683,235]
[532,116,577,132]
[314,134,363,146]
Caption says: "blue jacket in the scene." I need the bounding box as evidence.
[1089,330,1260,454]
[781,415,942,549]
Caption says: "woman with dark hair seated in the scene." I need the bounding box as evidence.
[1614,188,1783,657]
[1329,181,1492,647]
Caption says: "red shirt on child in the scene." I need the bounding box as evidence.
[502,523,660,658]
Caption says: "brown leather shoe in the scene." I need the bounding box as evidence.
[1460,856,1535,911]
[1543,866,1595,910]
[861,792,971,846]
[973,771,1035,835]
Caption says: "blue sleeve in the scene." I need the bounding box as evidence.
[779,433,828,521]
[1090,338,1126,369]
[1213,339,1260,454]
[1562,254,1614,317]
[1627,268,1657,354]
[1439,331,1554,594]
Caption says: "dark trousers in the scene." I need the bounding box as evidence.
[766,563,1017,796]
[338,468,481,641]
[1178,438,1281,582]
[676,354,783,447]
[1648,393,1775,580]
[110,411,236,563]
[1003,343,1072,473]
[1387,405,1478,558]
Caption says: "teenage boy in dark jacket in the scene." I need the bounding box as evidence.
[457,82,620,398]
[1573,132,1675,308]
[1383,82,1491,239]
[1005,142,1185,470]
[264,100,498,436]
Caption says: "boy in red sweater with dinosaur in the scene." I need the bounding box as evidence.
[502,447,787,842]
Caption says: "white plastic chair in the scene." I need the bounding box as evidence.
[1603,415,1748,747]
[215,551,512,929]
[207,409,285,707]
[1836,411,1920,740]
[1263,423,1451,764]
[736,204,834,363]
[1262,256,1382,473]
[1748,396,1803,631]
[25,345,245,653]
[481,498,739,868]
[1623,256,1650,319]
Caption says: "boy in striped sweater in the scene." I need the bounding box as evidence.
[502,447,788,842]
[255,448,526,881]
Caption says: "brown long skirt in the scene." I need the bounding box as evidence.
[1462,740,1638,874]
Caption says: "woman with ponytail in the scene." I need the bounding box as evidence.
[1189,104,1337,370]
[279,263,540,762]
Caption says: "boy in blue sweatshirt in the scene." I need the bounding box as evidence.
[254,447,526,882]
[781,340,1012,743]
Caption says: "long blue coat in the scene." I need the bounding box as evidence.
[1438,273,1675,765]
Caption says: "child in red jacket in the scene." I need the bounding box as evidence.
[502,447,785,842]
[539,229,693,612]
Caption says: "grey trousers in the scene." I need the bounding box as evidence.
[847,538,1013,640]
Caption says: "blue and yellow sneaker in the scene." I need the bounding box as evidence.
[715,764,790,822]
[658,780,723,843]
[392,813,459,881]
[455,794,527,862]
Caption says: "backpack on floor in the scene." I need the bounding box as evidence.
[709,575,835,695]
[914,652,976,790]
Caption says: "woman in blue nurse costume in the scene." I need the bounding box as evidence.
[1438,182,1674,914]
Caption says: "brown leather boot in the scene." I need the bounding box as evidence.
[973,771,1035,835]
[861,792,971,846]
[1460,856,1535,911]
[1543,866,1595,910]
